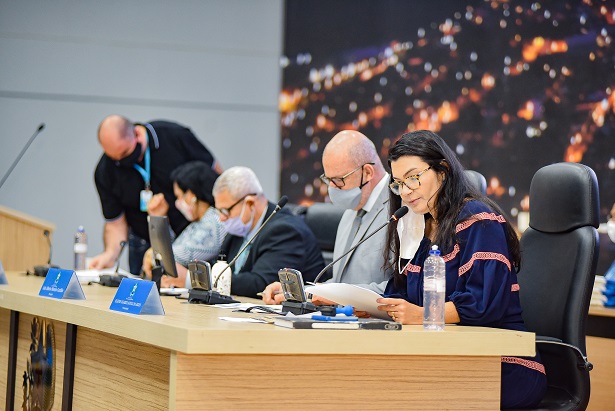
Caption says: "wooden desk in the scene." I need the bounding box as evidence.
[0,272,536,410]
[587,305,615,410]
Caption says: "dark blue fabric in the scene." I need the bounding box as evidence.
[384,200,546,408]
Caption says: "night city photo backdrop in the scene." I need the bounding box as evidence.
[279,0,615,230]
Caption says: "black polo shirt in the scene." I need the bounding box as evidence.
[94,120,215,241]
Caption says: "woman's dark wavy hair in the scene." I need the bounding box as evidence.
[170,161,219,206]
[384,130,520,288]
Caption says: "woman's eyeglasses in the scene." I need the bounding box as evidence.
[389,167,431,195]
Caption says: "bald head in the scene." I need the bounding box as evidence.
[323,130,385,174]
[322,130,386,210]
[97,115,139,161]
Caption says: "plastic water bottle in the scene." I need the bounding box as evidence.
[212,255,231,296]
[73,226,88,271]
[423,244,446,331]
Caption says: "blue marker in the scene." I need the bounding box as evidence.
[311,315,358,322]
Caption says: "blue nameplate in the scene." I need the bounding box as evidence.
[39,268,85,299]
[0,259,7,284]
[109,278,165,315]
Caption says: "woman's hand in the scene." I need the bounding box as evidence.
[376,297,423,324]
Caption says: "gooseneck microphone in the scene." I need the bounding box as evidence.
[114,241,128,274]
[308,206,409,285]
[0,123,46,190]
[213,195,288,288]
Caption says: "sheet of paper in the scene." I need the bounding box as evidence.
[75,268,134,284]
[305,283,389,320]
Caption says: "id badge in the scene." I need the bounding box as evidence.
[140,189,153,212]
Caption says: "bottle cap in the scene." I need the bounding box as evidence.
[429,245,441,255]
[78,225,85,232]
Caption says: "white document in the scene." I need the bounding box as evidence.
[305,283,389,320]
[75,268,133,284]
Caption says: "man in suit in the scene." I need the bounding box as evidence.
[213,166,324,298]
[262,130,394,304]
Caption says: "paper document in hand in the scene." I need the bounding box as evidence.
[305,283,389,320]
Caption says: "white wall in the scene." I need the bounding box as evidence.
[0,0,283,270]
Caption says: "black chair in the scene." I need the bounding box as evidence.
[514,162,599,411]
[465,169,487,195]
[303,202,345,268]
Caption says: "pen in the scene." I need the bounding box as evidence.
[311,315,358,322]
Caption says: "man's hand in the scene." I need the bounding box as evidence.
[262,282,286,305]
[88,252,116,270]
[147,193,169,216]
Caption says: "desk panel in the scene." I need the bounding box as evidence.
[587,305,615,410]
[174,354,500,410]
[72,326,170,410]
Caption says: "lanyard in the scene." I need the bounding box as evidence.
[133,146,151,190]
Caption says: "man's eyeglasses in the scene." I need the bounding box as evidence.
[320,162,375,189]
[215,193,256,217]
[389,167,431,195]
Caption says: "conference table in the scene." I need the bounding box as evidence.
[0,271,535,410]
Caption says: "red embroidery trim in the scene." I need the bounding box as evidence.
[442,244,459,262]
[456,212,507,233]
[458,251,512,276]
[403,264,422,275]
[501,356,546,374]
[511,284,520,292]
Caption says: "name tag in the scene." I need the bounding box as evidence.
[0,260,6,285]
[109,278,165,315]
[39,268,85,299]
[140,189,153,212]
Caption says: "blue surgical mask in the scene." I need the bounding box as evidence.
[328,186,362,210]
[222,201,254,237]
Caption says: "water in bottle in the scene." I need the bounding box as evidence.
[423,244,446,331]
[211,255,231,296]
[74,226,88,271]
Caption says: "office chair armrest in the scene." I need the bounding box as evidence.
[536,338,593,371]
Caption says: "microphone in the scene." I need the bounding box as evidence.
[0,123,46,190]
[114,241,128,274]
[32,229,59,276]
[213,195,288,288]
[99,240,129,287]
[308,206,409,285]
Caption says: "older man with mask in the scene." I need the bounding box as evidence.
[213,166,324,298]
[262,130,394,304]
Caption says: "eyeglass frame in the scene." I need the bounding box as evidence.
[214,193,257,217]
[320,162,375,189]
[389,166,432,195]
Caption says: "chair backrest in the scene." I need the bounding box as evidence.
[465,169,487,195]
[303,202,345,265]
[516,162,600,354]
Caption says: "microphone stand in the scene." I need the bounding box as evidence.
[308,206,409,285]
[211,196,288,289]
[0,123,45,190]
[33,230,59,276]
[280,206,409,314]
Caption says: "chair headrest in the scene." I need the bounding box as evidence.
[464,170,487,195]
[529,162,600,233]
